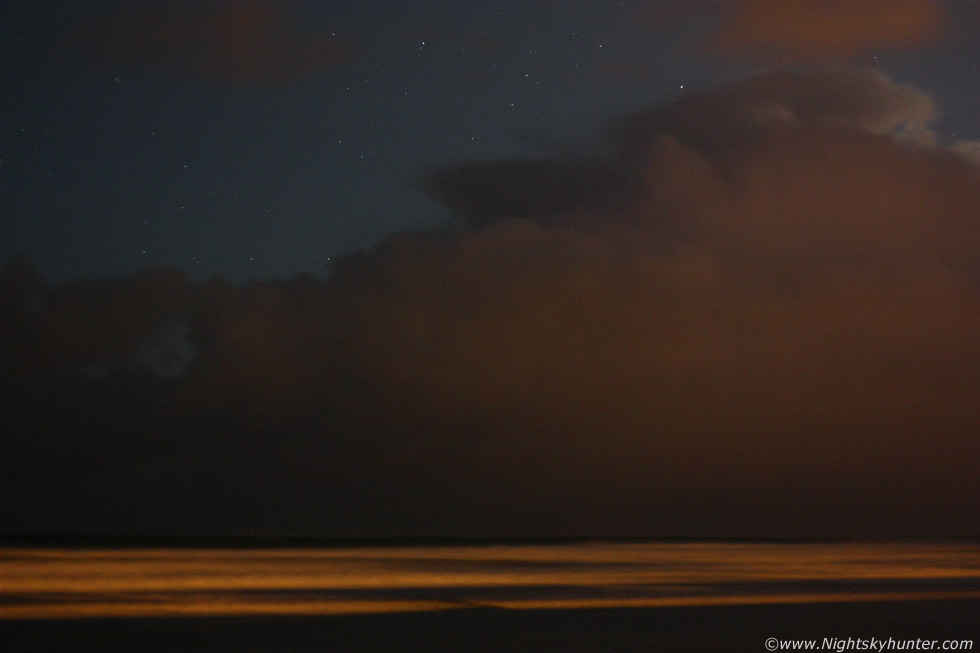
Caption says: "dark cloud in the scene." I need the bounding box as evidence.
[425,158,629,228]
[430,69,976,265]
[1,267,193,384]
[708,0,945,61]
[135,319,198,379]
[2,69,978,537]
[76,2,344,85]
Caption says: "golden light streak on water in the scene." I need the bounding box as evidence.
[2,542,978,619]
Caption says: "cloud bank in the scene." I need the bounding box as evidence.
[2,69,978,537]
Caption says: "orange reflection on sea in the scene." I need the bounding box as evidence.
[2,542,978,619]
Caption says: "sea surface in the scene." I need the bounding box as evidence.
[3,541,978,619]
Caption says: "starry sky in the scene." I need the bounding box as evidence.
[3,1,977,283]
[1,1,979,538]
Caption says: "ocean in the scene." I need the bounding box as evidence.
[2,541,978,651]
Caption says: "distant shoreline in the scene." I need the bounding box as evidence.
[5,533,977,549]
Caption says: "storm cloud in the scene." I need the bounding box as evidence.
[2,69,978,537]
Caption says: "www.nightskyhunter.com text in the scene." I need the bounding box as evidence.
[766,638,973,651]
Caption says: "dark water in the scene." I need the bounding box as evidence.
[2,542,978,651]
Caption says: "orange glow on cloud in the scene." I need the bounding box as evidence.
[712,1,944,60]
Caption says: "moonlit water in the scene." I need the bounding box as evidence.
[2,542,978,619]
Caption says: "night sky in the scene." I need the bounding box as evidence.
[1,1,979,538]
